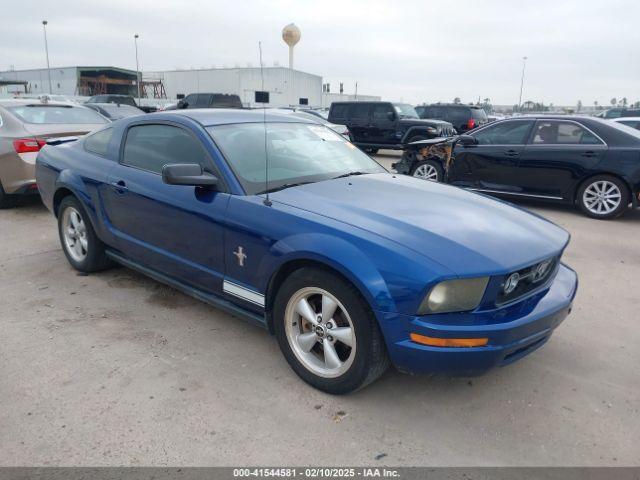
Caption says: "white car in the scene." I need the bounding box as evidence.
[611,117,640,130]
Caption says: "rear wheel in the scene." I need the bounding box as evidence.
[410,159,443,182]
[58,196,113,272]
[577,175,629,219]
[274,268,389,394]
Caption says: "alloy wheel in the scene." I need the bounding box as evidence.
[413,164,439,181]
[62,207,88,262]
[583,180,622,215]
[284,287,356,378]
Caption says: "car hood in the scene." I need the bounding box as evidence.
[270,173,569,275]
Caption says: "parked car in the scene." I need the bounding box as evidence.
[328,101,455,153]
[611,117,640,130]
[86,94,156,113]
[268,108,350,139]
[36,109,577,393]
[595,108,640,119]
[395,116,640,219]
[173,93,243,110]
[0,99,108,208]
[416,104,488,132]
[84,102,145,121]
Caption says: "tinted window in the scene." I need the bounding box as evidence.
[7,105,108,124]
[532,121,602,145]
[473,120,533,145]
[422,106,445,119]
[330,104,349,119]
[184,94,198,107]
[446,107,471,123]
[195,94,211,107]
[372,103,394,121]
[122,124,208,174]
[255,91,269,103]
[393,103,419,119]
[84,128,113,156]
[350,103,370,120]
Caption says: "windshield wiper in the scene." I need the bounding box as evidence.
[332,171,369,180]
[259,181,315,194]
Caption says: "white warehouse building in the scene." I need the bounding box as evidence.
[144,66,379,108]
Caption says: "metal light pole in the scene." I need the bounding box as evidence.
[518,56,527,111]
[42,20,52,93]
[134,34,141,103]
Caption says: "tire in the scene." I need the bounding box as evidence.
[0,182,16,209]
[410,159,443,182]
[577,175,629,220]
[274,268,389,394]
[57,196,113,272]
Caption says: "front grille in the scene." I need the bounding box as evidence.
[497,257,559,305]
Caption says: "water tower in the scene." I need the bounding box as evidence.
[282,23,301,70]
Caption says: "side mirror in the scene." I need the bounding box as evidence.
[177,100,187,109]
[162,163,218,187]
[456,134,478,146]
[387,111,396,121]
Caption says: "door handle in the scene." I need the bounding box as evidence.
[581,151,596,158]
[110,180,128,193]
[503,150,520,157]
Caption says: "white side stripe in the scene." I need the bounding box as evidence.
[223,280,265,307]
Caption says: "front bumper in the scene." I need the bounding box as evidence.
[378,263,578,376]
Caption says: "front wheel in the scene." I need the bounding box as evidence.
[274,268,389,394]
[58,196,113,272]
[410,159,443,182]
[577,175,629,219]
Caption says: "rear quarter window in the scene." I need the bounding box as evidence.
[84,128,114,156]
[329,104,349,121]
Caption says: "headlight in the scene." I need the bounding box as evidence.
[418,277,489,314]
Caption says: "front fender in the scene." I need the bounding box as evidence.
[264,233,397,313]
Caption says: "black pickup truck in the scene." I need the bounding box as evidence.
[328,101,454,153]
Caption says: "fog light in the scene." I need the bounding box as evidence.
[410,333,488,348]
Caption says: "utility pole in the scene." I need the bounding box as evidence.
[42,20,52,93]
[134,34,141,103]
[518,56,528,111]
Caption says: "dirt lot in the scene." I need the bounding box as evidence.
[1,154,639,466]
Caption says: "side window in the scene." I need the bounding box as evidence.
[330,104,349,120]
[532,121,603,145]
[184,94,198,108]
[195,94,211,108]
[122,124,208,174]
[473,121,533,145]
[371,103,394,122]
[350,103,370,121]
[84,128,114,156]
[424,106,444,119]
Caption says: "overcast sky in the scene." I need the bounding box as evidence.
[1,0,638,106]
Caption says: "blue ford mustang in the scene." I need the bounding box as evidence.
[36,109,578,394]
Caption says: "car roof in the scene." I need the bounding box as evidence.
[160,108,318,126]
[612,117,640,121]
[0,99,83,107]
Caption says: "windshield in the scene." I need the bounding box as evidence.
[393,103,419,119]
[207,122,385,195]
[101,104,143,118]
[8,105,109,124]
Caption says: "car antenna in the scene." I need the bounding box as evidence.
[259,41,272,207]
